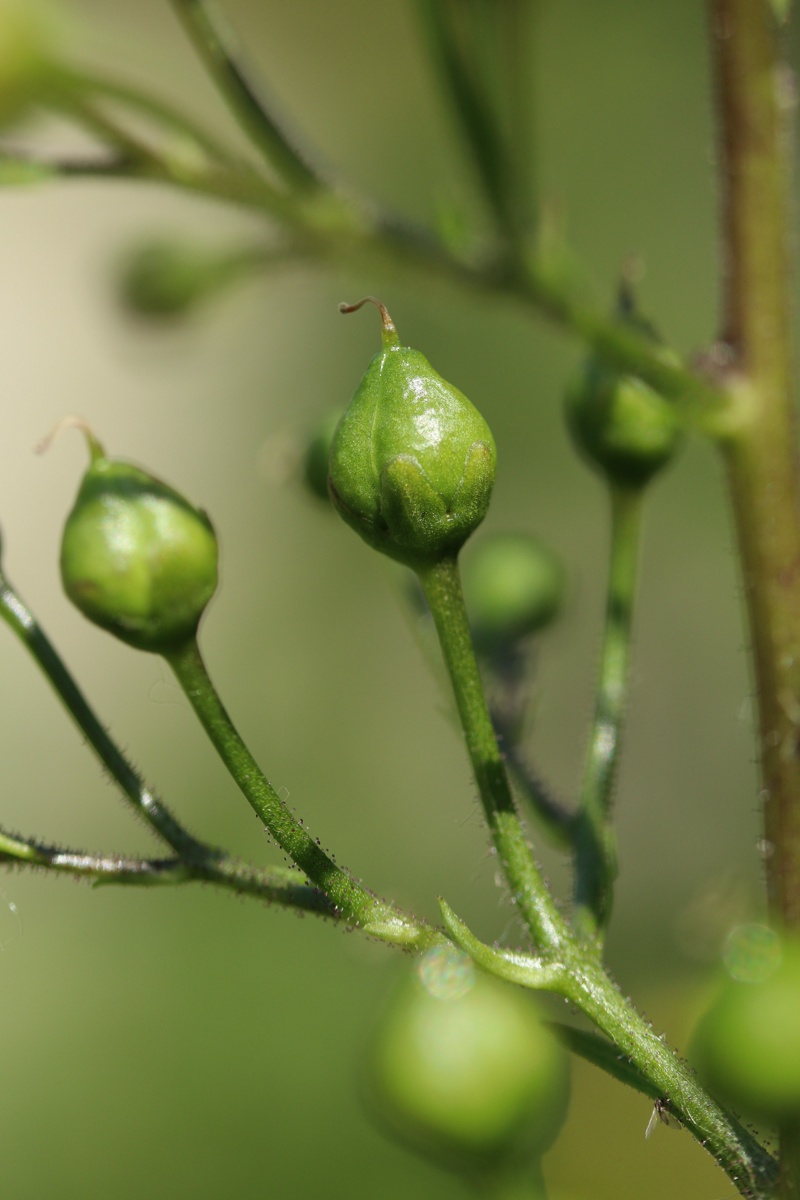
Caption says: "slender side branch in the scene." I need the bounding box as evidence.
[441,901,776,1194]
[0,826,337,914]
[55,65,245,169]
[572,484,643,944]
[418,555,569,952]
[0,573,204,858]
[495,729,575,849]
[164,637,438,949]
[169,0,326,191]
[546,1022,660,1100]
[413,0,524,244]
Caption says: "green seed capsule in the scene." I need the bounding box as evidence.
[119,239,240,320]
[57,423,218,652]
[366,947,569,1171]
[565,288,682,489]
[462,532,565,648]
[692,934,800,1123]
[329,298,496,568]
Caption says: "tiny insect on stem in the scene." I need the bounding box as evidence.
[645,1097,676,1140]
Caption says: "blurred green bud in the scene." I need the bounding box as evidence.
[462,532,565,648]
[119,238,243,320]
[56,420,218,652]
[0,1,56,129]
[366,947,570,1173]
[329,298,496,568]
[565,287,682,489]
[692,932,800,1123]
[302,409,343,504]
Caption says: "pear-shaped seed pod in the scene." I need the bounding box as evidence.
[366,947,570,1171]
[58,424,218,652]
[329,299,496,568]
[565,288,683,489]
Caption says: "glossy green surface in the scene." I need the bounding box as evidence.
[329,338,496,567]
[61,457,218,652]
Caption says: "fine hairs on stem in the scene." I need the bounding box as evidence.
[0,2,795,1197]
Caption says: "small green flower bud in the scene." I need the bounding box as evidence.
[565,287,682,489]
[692,932,800,1123]
[119,238,241,320]
[329,298,496,568]
[301,409,343,504]
[0,1,55,130]
[366,947,569,1171]
[462,532,565,648]
[54,421,218,652]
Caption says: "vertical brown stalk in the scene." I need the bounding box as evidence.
[711,3,800,1192]
[711,0,800,928]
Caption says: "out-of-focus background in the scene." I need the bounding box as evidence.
[0,1,781,1196]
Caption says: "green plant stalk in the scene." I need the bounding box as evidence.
[418,555,568,952]
[442,902,777,1194]
[0,825,337,912]
[163,636,438,949]
[710,0,800,927]
[710,3,800,1192]
[170,0,325,192]
[497,733,574,849]
[573,484,643,943]
[16,89,729,428]
[566,959,777,1198]
[0,573,202,858]
[0,574,348,917]
[54,64,242,168]
[413,0,526,247]
[545,1021,659,1099]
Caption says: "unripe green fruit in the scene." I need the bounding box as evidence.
[119,239,233,319]
[0,2,55,129]
[692,935,800,1123]
[462,533,565,647]
[565,291,682,489]
[366,948,570,1172]
[330,299,496,568]
[59,427,218,652]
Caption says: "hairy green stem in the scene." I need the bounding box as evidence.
[164,637,436,948]
[0,826,336,912]
[443,899,776,1194]
[0,574,202,857]
[710,0,800,926]
[573,484,643,943]
[709,3,800,1190]
[418,555,569,952]
[495,732,574,849]
[565,960,777,1198]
